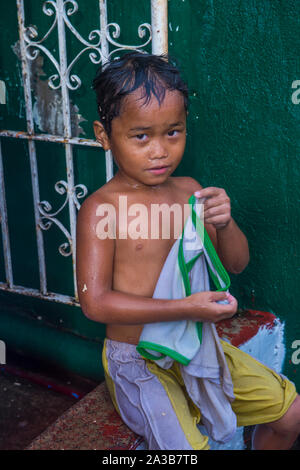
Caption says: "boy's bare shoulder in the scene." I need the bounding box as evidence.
[170,176,203,194]
[78,179,116,213]
[76,179,116,233]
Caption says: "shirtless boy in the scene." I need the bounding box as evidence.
[76,52,300,450]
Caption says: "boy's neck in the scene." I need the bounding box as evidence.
[114,170,169,192]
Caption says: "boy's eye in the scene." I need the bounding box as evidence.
[135,133,148,141]
[168,130,179,137]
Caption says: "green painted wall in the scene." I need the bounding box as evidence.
[169,0,300,385]
[0,0,300,387]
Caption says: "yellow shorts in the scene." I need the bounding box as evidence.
[102,338,297,450]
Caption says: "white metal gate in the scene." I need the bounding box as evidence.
[0,0,168,306]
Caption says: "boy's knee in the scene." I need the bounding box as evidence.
[268,394,300,435]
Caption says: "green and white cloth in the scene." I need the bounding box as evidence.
[137,195,237,442]
[137,194,231,366]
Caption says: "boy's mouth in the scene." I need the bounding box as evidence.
[146,165,170,175]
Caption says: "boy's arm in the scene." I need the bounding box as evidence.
[212,217,249,274]
[193,184,249,274]
[76,195,237,325]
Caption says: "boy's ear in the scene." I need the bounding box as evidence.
[93,120,110,151]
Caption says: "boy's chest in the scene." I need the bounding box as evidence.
[116,236,177,264]
[115,201,206,267]
[115,188,191,243]
[110,183,195,294]
[114,197,189,276]
[116,205,187,243]
[114,236,178,296]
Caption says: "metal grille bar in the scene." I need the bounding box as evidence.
[16,0,48,295]
[0,0,168,305]
[0,130,102,147]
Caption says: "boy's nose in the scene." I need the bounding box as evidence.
[149,140,168,160]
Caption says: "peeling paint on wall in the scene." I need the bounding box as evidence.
[11,40,86,137]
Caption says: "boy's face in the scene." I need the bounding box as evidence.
[94,88,187,188]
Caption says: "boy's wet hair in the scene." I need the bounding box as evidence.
[92,52,189,136]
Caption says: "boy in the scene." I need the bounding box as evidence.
[76,52,300,450]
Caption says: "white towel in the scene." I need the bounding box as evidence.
[137,195,237,443]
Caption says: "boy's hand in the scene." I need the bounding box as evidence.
[194,187,231,230]
[186,291,238,323]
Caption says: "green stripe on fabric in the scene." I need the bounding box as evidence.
[178,231,191,297]
[176,195,231,347]
[188,195,231,291]
[136,341,191,366]
[177,224,203,344]
[196,322,203,343]
[207,264,222,291]
[186,252,203,272]
[138,195,231,364]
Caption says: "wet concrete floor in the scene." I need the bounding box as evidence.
[0,349,98,450]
